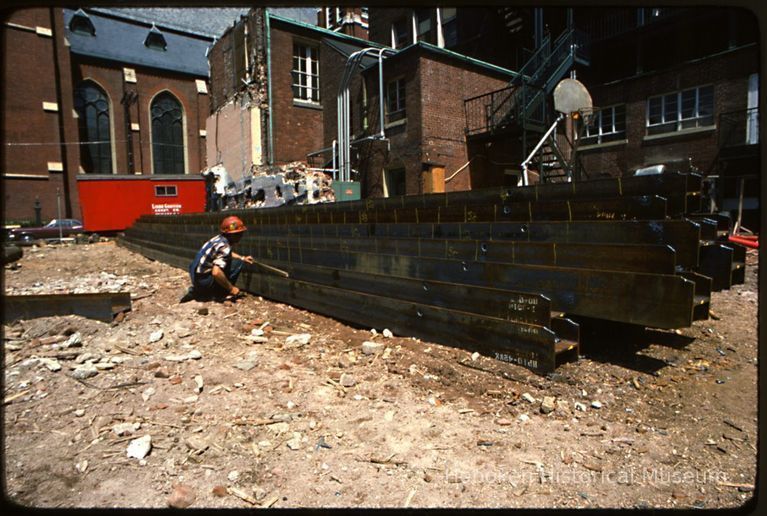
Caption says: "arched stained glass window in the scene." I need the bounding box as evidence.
[73,81,112,174]
[151,92,184,174]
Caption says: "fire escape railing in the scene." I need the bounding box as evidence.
[718,107,759,148]
[464,27,590,137]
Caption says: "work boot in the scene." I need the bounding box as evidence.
[179,287,196,303]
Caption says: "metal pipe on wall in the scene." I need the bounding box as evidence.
[49,7,72,217]
[335,47,396,183]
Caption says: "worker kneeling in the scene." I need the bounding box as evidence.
[180,215,255,303]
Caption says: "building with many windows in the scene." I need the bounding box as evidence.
[205,6,759,225]
[316,6,368,40]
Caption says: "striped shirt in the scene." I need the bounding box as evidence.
[191,234,231,279]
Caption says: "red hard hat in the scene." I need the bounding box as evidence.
[220,215,247,234]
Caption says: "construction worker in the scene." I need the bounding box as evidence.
[180,215,254,303]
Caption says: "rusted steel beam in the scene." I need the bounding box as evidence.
[699,244,734,291]
[125,227,678,275]
[122,234,701,329]
[127,196,669,228]
[727,242,747,285]
[4,292,131,323]
[119,236,560,326]
[232,195,668,225]
[117,238,578,374]
[677,271,711,321]
[136,172,699,222]
[130,218,702,270]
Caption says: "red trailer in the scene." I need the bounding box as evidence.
[76,175,206,233]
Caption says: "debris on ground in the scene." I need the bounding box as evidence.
[1,242,757,509]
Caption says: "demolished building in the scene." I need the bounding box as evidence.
[205,7,759,230]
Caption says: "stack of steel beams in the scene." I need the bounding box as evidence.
[119,172,745,374]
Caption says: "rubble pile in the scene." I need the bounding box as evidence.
[4,246,154,298]
[218,162,335,210]
[279,161,335,205]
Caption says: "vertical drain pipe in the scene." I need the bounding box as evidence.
[377,48,386,139]
[265,12,274,165]
[331,139,337,179]
[336,48,395,183]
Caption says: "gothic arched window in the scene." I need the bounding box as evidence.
[73,80,112,174]
[151,92,184,174]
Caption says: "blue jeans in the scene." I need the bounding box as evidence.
[190,259,244,298]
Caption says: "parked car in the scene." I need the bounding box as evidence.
[6,219,84,245]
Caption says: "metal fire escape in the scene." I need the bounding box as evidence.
[464,17,590,183]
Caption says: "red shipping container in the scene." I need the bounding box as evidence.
[76,175,206,233]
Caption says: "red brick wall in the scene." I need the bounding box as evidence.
[269,23,324,165]
[72,59,209,176]
[579,45,758,177]
[359,48,511,197]
[318,37,371,170]
[2,8,210,224]
[2,8,82,222]
[419,52,510,192]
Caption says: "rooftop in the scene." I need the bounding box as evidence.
[64,8,218,77]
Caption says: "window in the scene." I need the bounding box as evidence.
[391,18,409,48]
[144,24,167,51]
[292,43,320,103]
[324,7,331,28]
[151,92,185,174]
[73,80,112,174]
[440,7,457,48]
[386,78,406,123]
[384,168,406,197]
[361,7,369,20]
[69,9,95,36]
[582,104,626,145]
[155,185,178,197]
[415,8,432,42]
[647,85,714,135]
[361,80,369,131]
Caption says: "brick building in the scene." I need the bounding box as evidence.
[346,44,517,196]
[206,7,527,198]
[317,7,369,40]
[206,6,758,225]
[376,6,757,223]
[206,10,378,186]
[1,7,243,224]
[571,7,759,226]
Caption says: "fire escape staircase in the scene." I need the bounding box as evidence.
[464,26,590,181]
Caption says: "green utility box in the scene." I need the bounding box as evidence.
[332,181,361,201]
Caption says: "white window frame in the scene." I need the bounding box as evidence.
[385,77,406,123]
[437,7,457,48]
[335,7,346,24]
[292,42,320,104]
[646,85,714,135]
[154,185,178,197]
[324,7,331,29]
[414,8,432,42]
[391,18,409,49]
[583,104,626,144]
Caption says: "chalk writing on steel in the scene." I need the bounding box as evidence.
[596,211,616,220]
[510,324,542,337]
[494,351,539,370]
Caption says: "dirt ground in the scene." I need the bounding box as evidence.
[2,240,759,509]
